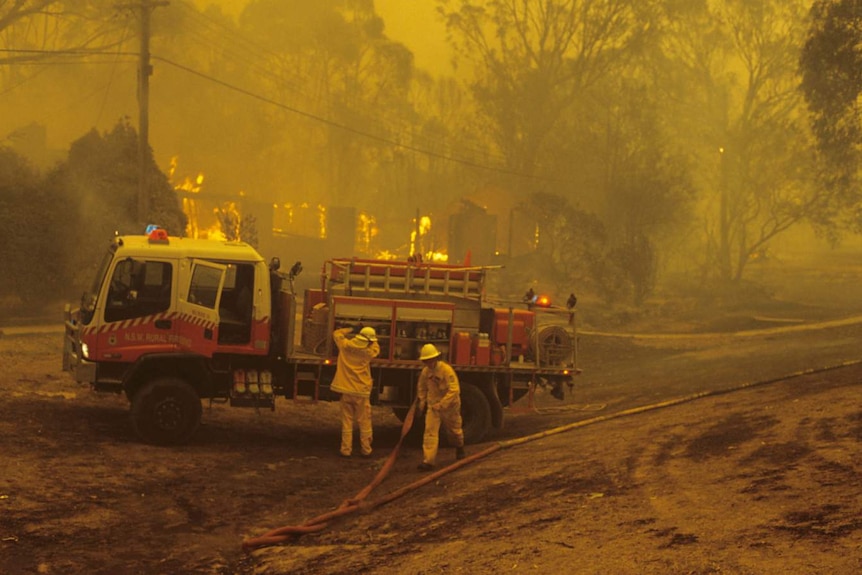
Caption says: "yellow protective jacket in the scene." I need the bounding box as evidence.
[417,360,461,411]
[331,327,380,397]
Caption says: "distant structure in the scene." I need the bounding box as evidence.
[448,199,497,265]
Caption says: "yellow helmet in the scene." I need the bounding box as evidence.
[419,343,442,361]
[356,326,378,342]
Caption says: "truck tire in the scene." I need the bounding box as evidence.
[460,383,492,444]
[131,377,202,446]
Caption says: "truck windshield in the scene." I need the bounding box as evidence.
[80,249,116,325]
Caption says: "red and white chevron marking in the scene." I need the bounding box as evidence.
[82,311,218,335]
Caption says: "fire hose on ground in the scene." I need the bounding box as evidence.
[240,358,862,552]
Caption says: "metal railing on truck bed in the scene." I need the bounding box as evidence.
[325,258,500,302]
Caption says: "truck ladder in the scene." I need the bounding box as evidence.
[327,258,498,302]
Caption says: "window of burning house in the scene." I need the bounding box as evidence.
[105,260,172,322]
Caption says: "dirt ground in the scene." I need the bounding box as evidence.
[1,324,860,574]
[2,251,862,575]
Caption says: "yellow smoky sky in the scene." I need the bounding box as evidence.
[375,0,453,75]
[193,0,453,75]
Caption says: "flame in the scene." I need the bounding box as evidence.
[204,224,227,241]
[418,216,431,235]
[318,204,327,238]
[170,162,232,240]
[274,203,327,238]
[410,215,434,260]
[213,201,242,241]
[374,250,399,260]
[358,212,378,253]
[171,157,453,257]
[170,157,212,238]
[175,173,204,193]
[182,196,201,238]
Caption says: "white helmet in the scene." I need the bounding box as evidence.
[419,343,442,361]
[356,326,378,342]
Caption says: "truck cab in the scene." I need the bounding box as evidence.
[65,228,279,443]
[72,228,272,384]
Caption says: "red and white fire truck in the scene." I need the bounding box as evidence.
[63,227,578,445]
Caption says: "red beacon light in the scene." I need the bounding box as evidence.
[535,294,552,308]
[146,224,169,243]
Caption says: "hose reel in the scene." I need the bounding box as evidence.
[530,325,574,367]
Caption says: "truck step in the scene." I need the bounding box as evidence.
[293,373,320,402]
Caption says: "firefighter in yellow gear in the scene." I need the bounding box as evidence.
[416,343,465,470]
[331,326,380,457]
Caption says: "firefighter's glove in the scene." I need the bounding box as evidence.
[417,401,426,413]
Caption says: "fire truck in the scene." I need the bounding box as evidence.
[63,227,578,446]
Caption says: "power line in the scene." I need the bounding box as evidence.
[167,2,515,170]
[0,48,138,61]
[0,11,547,181]
[154,55,550,181]
[3,7,515,173]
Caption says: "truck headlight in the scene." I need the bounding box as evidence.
[81,343,90,359]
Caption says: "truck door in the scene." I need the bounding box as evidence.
[91,257,177,364]
[176,260,227,357]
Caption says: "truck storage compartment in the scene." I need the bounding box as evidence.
[452,332,472,365]
[480,308,535,361]
[472,333,490,365]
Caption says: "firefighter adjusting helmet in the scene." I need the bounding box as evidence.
[419,343,442,361]
[357,326,378,342]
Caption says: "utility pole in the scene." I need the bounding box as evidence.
[134,0,168,224]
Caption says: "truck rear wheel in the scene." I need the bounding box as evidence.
[460,383,491,444]
[131,377,202,446]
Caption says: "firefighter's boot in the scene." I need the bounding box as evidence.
[456,446,466,461]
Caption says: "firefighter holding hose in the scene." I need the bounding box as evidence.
[331,326,380,458]
[416,343,466,471]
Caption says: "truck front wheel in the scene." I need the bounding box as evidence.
[131,377,202,446]
[460,383,492,444]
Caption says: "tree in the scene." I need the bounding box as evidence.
[0,146,67,309]
[236,0,417,212]
[0,119,186,309]
[0,1,128,78]
[597,80,696,304]
[800,0,862,234]
[655,0,823,283]
[437,0,650,182]
[214,201,259,248]
[507,191,610,300]
[51,119,186,291]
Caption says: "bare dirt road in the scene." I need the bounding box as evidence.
[1,307,861,575]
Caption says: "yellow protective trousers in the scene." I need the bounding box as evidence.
[339,393,373,457]
[422,406,464,465]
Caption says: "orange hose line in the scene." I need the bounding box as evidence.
[243,401,419,551]
[242,359,862,552]
[361,443,503,511]
[500,359,862,448]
